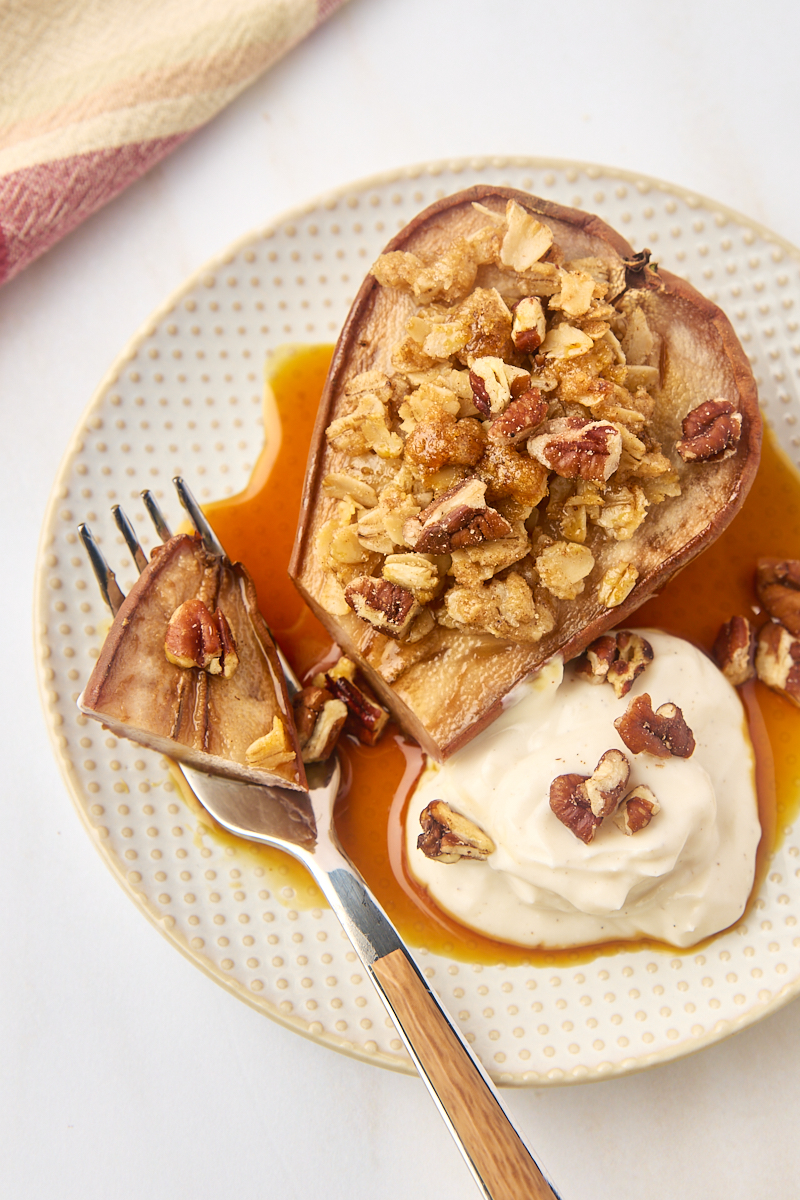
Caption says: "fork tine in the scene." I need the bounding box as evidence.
[141,489,172,542]
[172,476,225,557]
[112,505,148,574]
[78,523,126,615]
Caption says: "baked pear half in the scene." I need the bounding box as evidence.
[290,186,761,760]
[80,533,306,790]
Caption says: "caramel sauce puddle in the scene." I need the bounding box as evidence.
[202,344,800,965]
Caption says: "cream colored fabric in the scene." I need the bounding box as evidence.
[0,0,320,173]
[0,0,346,283]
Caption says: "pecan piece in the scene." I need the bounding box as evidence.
[487,387,548,445]
[511,296,546,353]
[528,419,623,482]
[468,368,491,416]
[344,576,421,639]
[164,598,238,678]
[574,631,653,698]
[292,686,347,763]
[583,748,631,818]
[755,622,800,707]
[403,478,512,554]
[574,634,618,685]
[417,799,496,863]
[614,693,695,758]
[324,657,391,745]
[712,616,756,686]
[755,559,800,636]
[607,632,654,698]
[614,785,660,835]
[676,398,742,463]
[549,773,602,845]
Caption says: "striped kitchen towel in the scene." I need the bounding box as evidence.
[0,0,348,286]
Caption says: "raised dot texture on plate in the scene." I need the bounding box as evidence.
[35,157,800,1084]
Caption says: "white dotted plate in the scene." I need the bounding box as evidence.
[35,158,800,1085]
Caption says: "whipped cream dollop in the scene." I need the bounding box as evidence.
[406,632,761,949]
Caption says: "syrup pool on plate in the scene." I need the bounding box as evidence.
[202,344,800,966]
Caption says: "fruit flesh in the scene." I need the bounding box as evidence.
[290,187,761,760]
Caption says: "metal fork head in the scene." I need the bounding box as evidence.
[80,476,227,611]
[79,477,314,827]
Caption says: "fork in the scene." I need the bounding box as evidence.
[79,477,562,1200]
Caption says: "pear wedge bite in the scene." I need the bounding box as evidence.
[80,533,306,791]
[290,186,761,761]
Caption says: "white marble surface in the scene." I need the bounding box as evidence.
[5,1,800,1196]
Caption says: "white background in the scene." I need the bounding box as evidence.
[5,2,800,1196]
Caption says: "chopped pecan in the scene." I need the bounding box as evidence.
[574,634,618,686]
[403,478,512,554]
[417,799,496,863]
[607,632,653,697]
[755,559,800,636]
[511,296,546,353]
[468,368,491,416]
[583,748,631,818]
[487,388,548,445]
[344,576,421,639]
[614,693,695,758]
[164,599,238,678]
[293,685,330,743]
[468,356,510,416]
[322,655,356,684]
[324,663,391,745]
[712,616,756,686]
[676,398,742,463]
[528,418,622,482]
[245,715,296,770]
[550,749,632,841]
[755,622,800,707]
[292,686,347,763]
[614,785,660,835]
[508,367,533,398]
[549,773,602,845]
[303,700,348,761]
[574,631,653,698]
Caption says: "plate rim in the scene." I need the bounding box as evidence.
[34,152,800,1085]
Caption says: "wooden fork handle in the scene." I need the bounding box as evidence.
[372,947,560,1200]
